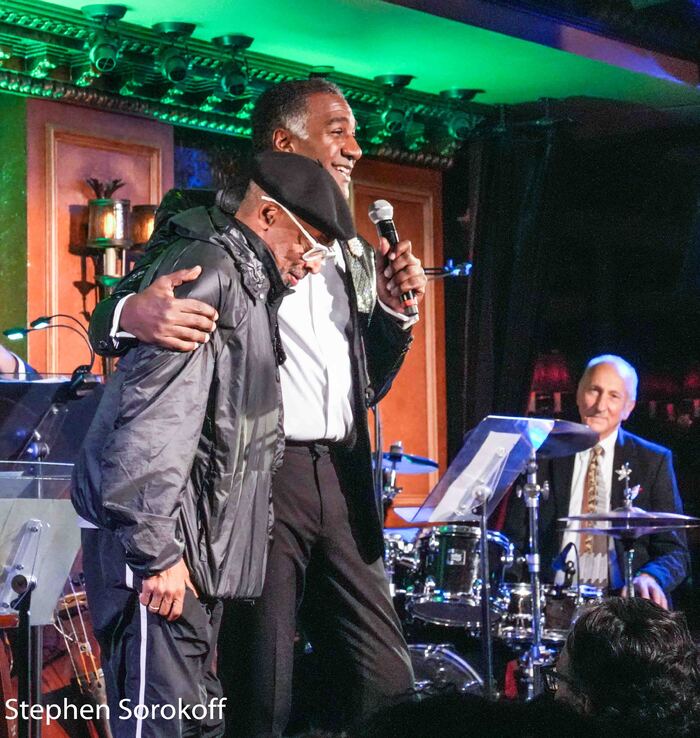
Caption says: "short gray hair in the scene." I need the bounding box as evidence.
[580,354,638,401]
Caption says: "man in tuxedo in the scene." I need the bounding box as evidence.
[504,354,689,608]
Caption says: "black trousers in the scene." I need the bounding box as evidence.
[82,529,225,738]
[219,444,414,737]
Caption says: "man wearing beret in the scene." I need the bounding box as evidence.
[87,79,424,736]
[72,152,354,738]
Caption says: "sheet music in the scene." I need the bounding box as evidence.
[429,431,520,522]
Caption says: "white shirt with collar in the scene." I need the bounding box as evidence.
[110,240,416,442]
[561,428,623,587]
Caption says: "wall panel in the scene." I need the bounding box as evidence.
[26,100,173,374]
[352,158,446,510]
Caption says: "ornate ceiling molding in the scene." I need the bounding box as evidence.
[0,0,496,167]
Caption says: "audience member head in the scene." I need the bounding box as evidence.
[555,597,700,736]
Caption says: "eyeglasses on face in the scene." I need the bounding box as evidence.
[542,667,576,694]
[261,196,333,262]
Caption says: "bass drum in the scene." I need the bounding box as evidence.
[408,525,513,631]
[409,644,482,695]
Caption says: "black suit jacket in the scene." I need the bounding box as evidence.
[503,427,689,593]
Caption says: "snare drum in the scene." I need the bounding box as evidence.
[496,583,603,644]
[408,525,513,630]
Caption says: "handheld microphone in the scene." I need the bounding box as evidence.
[368,199,418,317]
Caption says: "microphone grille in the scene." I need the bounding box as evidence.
[368,199,393,225]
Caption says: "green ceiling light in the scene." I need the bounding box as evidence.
[365,74,415,143]
[81,4,127,74]
[440,88,485,103]
[213,34,253,98]
[153,22,196,84]
[375,74,415,91]
[431,88,487,155]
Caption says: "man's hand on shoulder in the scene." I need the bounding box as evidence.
[630,572,668,609]
[121,266,218,351]
[139,558,198,622]
[375,236,427,315]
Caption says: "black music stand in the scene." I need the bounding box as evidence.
[0,377,103,462]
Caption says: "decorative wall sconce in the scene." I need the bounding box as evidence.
[86,177,132,292]
[131,204,158,249]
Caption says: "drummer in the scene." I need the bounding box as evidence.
[503,354,689,609]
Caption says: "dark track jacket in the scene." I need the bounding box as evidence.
[72,207,288,599]
[86,189,413,566]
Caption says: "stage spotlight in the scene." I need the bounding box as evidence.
[213,35,253,98]
[158,47,190,84]
[89,32,119,73]
[382,104,410,135]
[219,59,248,98]
[446,110,481,141]
[81,5,127,73]
[153,22,196,85]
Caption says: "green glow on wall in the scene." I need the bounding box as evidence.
[0,93,28,359]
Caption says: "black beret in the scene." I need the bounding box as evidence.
[251,151,355,242]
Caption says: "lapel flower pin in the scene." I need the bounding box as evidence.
[616,463,632,482]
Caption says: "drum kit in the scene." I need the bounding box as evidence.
[379,421,700,700]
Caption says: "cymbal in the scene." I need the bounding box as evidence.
[379,451,439,475]
[560,507,700,538]
[537,419,599,459]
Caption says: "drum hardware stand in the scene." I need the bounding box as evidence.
[517,451,555,700]
[618,464,640,599]
[1,519,44,738]
[473,485,497,701]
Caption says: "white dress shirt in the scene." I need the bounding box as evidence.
[561,428,622,586]
[278,242,354,441]
[110,239,416,442]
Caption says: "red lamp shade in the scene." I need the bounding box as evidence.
[682,365,700,399]
[639,372,680,402]
[531,351,573,394]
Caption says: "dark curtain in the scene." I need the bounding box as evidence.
[462,128,560,437]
